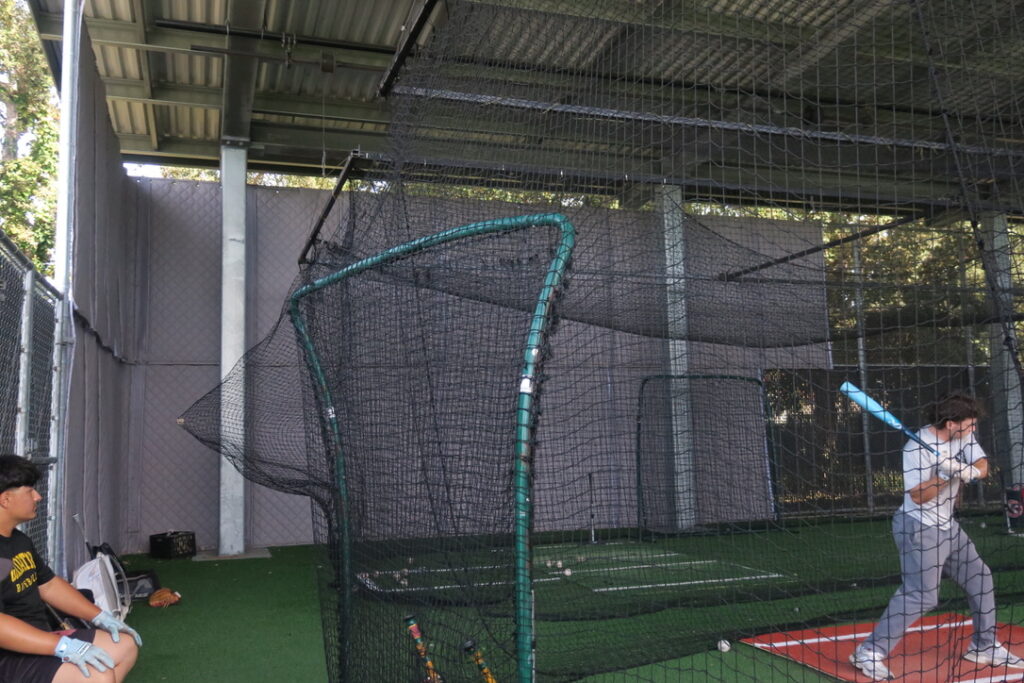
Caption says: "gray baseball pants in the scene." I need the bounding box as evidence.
[862,511,996,656]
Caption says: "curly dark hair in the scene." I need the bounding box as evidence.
[926,391,984,428]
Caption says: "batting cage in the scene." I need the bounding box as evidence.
[180,1,1024,681]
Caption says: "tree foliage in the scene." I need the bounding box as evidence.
[158,164,337,191]
[0,0,58,274]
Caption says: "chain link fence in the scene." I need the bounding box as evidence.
[0,230,59,561]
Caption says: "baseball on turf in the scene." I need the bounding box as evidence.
[717,640,731,653]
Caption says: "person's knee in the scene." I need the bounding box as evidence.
[53,662,118,682]
[93,630,136,653]
[903,587,939,610]
[92,631,139,670]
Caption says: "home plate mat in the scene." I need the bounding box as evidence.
[741,613,1024,682]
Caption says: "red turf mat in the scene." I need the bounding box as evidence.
[741,613,1024,682]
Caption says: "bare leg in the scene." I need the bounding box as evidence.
[52,631,138,683]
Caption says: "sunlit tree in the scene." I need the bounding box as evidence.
[0,0,57,274]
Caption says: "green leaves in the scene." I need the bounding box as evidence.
[0,0,57,274]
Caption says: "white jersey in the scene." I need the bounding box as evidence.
[898,426,986,529]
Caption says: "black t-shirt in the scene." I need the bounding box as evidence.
[0,530,55,630]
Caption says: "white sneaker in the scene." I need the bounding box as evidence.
[849,647,894,681]
[964,642,1024,668]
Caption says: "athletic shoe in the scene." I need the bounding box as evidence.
[849,647,894,681]
[964,642,1024,668]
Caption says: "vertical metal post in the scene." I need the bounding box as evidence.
[981,212,1024,484]
[853,241,874,512]
[219,144,248,556]
[15,270,35,458]
[659,186,696,529]
[48,0,85,575]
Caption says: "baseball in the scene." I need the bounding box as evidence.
[980,522,987,529]
[717,639,731,653]
[563,568,572,576]
[556,560,563,569]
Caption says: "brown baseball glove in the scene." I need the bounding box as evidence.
[148,587,182,607]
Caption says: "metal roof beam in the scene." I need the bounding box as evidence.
[219,0,266,144]
[378,0,441,97]
[103,81,390,124]
[465,0,808,46]
[33,11,391,69]
[118,124,389,158]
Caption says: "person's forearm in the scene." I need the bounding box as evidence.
[0,613,61,655]
[975,457,989,479]
[38,577,102,621]
[908,475,951,505]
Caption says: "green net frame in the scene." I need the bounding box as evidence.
[289,213,575,682]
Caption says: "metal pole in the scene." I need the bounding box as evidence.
[219,144,248,557]
[853,240,875,513]
[15,270,35,458]
[48,0,85,576]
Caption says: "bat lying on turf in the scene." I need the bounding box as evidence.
[463,640,499,683]
[404,614,445,683]
[839,381,941,456]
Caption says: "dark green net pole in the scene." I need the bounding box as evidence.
[513,215,575,682]
[289,213,575,682]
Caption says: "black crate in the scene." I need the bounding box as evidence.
[149,531,196,559]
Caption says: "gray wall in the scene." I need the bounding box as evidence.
[63,28,139,569]
[64,28,325,556]
[124,180,326,553]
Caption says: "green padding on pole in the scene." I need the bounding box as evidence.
[289,213,576,683]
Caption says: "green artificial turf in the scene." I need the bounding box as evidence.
[118,545,327,682]
[107,516,1024,682]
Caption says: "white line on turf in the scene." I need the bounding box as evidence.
[751,619,970,648]
[593,572,784,592]
[357,576,567,593]
[546,560,714,575]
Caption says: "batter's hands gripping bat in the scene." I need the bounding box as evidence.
[838,381,941,456]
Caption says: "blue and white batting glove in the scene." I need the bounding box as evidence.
[54,635,114,677]
[92,610,143,646]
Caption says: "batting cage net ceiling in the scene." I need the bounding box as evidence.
[181,1,1024,681]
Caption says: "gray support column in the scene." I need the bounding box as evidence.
[48,0,85,574]
[15,270,35,457]
[981,212,1024,484]
[219,144,248,556]
[852,241,875,513]
[659,186,696,529]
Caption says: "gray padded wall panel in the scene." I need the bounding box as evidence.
[138,180,221,363]
[63,27,137,572]
[128,179,327,552]
[135,364,222,551]
[246,186,332,547]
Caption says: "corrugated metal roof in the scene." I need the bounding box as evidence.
[24,0,1024,198]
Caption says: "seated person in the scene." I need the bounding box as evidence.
[0,455,141,681]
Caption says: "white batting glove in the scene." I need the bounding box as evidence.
[938,455,980,482]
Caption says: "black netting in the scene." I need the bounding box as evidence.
[182,1,1024,681]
